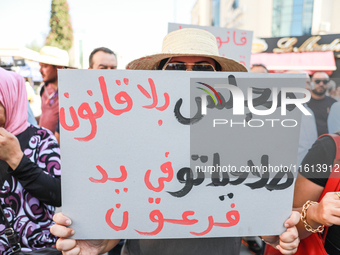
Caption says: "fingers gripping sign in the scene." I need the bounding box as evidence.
[262,211,300,255]
[52,213,120,255]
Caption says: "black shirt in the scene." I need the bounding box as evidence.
[307,96,336,137]
[300,136,340,254]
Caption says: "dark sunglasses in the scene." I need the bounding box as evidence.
[162,63,216,72]
[314,79,330,85]
[191,155,208,163]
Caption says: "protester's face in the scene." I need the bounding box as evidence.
[250,66,267,73]
[0,102,6,128]
[164,56,216,71]
[90,51,117,69]
[311,72,329,96]
[39,63,58,84]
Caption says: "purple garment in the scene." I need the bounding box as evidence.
[0,125,61,254]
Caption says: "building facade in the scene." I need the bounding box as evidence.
[191,0,340,38]
[191,0,340,77]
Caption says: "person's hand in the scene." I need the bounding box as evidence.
[51,213,119,255]
[308,192,340,227]
[261,211,300,254]
[0,128,23,170]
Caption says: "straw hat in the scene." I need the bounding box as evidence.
[126,28,247,72]
[38,46,69,67]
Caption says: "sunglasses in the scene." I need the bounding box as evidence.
[162,63,216,72]
[191,155,208,163]
[314,79,330,85]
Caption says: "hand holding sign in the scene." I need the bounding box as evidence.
[262,211,300,254]
[59,70,307,239]
[51,213,120,254]
[52,212,300,254]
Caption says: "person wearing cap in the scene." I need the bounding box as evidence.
[37,46,69,134]
[50,28,300,255]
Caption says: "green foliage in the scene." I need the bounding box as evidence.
[45,0,74,51]
[26,39,43,52]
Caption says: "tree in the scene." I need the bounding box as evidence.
[45,0,73,51]
[26,39,43,52]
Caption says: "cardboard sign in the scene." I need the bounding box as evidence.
[168,23,253,69]
[59,70,306,239]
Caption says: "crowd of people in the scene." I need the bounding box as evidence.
[0,27,339,255]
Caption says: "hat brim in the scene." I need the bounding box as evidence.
[126,53,248,72]
[38,55,75,68]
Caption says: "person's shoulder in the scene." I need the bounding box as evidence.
[39,83,46,97]
[317,134,337,145]
[30,125,58,142]
[329,101,340,113]
[316,134,338,153]
[330,101,340,108]
[302,135,336,159]
[325,95,337,104]
[24,124,40,136]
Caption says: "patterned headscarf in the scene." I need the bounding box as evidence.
[0,68,30,135]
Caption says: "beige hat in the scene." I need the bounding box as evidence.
[126,28,247,72]
[38,46,69,67]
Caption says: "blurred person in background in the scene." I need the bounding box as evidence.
[54,46,117,145]
[326,80,336,98]
[250,63,268,73]
[335,86,340,101]
[37,46,69,133]
[307,72,336,137]
[88,47,117,70]
[24,77,38,126]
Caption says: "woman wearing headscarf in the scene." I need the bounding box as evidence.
[0,67,61,254]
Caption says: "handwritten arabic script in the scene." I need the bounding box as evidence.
[60,70,300,239]
[60,76,170,141]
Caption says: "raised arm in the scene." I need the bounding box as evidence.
[293,135,339,239]
[0,127,61,206]
[293,173,340,239]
